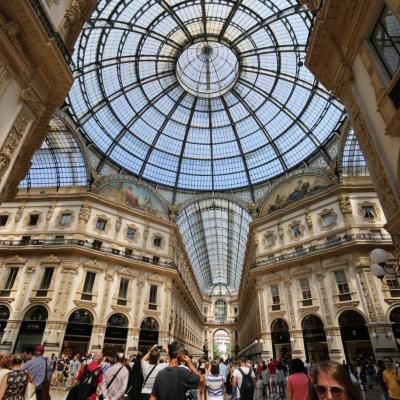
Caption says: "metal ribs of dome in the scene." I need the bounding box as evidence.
[66,0,345,192]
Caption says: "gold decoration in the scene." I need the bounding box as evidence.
[0,110,30,179]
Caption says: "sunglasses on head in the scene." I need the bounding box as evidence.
[314,384,345,398]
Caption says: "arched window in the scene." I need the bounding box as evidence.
[24,306,48,321]
[271,318,289,333]
[14,306,48,353]
[139,318,159,352]
[302,315,324,330]
[62,309,94,357]
[390,307,400,338]
[339,310,366,327]
[215,299,227,323]
[107,314,128,328]
[0,305,10,342]
[68,309,93,325]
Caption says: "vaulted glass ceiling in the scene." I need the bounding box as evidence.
[66,0,345,191]
[177,198,251,293]
[20,116,89,190]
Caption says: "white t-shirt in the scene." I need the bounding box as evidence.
[141,360,167,393]
[232,366,255,398]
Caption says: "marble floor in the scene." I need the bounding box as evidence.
[51,386,385,400]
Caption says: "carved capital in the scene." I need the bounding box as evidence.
[20,88,45,116]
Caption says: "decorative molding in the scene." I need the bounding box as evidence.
[0,110,30,180]
[20,87,45,116]
[288,220,305,240]
[318,208,338,230]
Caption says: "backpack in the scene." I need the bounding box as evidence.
[238,368,254,400]
[66,366,102,400]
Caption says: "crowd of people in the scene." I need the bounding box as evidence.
[0,342,399,400]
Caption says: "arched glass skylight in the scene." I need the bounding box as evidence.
[19,116,89,189]
[177,198,251,293]
[67,0,344,191]
[341,129,368,176]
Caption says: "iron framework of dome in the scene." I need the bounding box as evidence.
[66,0,345,192]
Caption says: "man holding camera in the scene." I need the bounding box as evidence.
[150,340,204,400]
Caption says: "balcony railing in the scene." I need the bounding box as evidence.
[28,0,72,64]
[0,238,176,270]
[253,233,392,269]
[204,317,237,324]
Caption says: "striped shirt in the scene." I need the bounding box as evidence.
[206,374,224,398]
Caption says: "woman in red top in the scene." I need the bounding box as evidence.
[287,359,309,400]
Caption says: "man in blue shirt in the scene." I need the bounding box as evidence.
[219,358,228,385]
[23,344,53,400]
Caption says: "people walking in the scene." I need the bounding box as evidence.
[0,355,30,400]
[286,358,309,400]
[150,340,204,400]
[231,356,255,400]
[22,344,52,400]
[100,353,129,400]
[141,345,168,400]
[383,357,400,400]
[205,363,225,400]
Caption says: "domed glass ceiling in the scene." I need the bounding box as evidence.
[67,0,344,191]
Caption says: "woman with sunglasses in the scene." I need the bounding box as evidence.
[311,360,362,400]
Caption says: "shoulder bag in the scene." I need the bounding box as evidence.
[99,366,124,400]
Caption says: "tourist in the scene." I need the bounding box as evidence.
[126,353,144,400]
[225,362,233,398]
[268,358,277,395]
[141,345,168,400]
[100,352,129,400]
[383,357,400,400]
[150,340,204,400]
[0,355,30,400]
[52,355,66,388]
[0,356,11,386]
[376,360,388,399]
[286,358,309,400]
[70,352,103,400]
[312,360,362,400]
[276,362,286,399]
[219,358,228,387]
[67,355,81,388]
[261,363,270,398]
[22,344,52,400]
[231,356,255,400]
[205,363,225,400]
[100,357,112,374]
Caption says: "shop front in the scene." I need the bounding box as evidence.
[0,305,10,344]
[302,315,329,363]
[61,309,93,357]
[271,318,292,360]
[14,306,48,353]
[138,317,159,353]
[103,314,128,356]
[339,310,374,364]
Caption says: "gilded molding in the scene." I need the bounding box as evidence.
[20,88,45,116]
[0,110,30,180]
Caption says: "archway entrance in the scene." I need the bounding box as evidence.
[103,314,129,356]
[390,307,400,341]
[213,329,230,360]
[0,305,10,343]
[14,306,48,353]
[138,318,159,353]
[339,310,374,364]
[62,309,93,357]
[271,318,292,359]
[302,315,329,363]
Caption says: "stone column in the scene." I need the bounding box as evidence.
[325,327,346,363]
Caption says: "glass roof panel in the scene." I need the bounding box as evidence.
[67,0,344,191]
[177,198,251,293]
[20,116,88,189]
[342,129,369,176]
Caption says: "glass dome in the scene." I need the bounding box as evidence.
[67,0,344,191]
